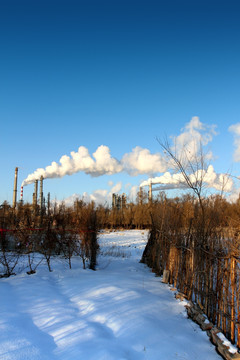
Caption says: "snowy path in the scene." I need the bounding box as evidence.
[0,230,221,360]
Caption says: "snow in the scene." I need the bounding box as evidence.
[217,333,237,354]
[0,229,221,360]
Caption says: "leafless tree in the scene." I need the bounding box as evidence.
[158,138,207,216]
[0,231,20,277]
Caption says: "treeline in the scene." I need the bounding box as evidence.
[0,194,151,278]
[140,193,240,350]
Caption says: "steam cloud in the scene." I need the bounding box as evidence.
[23,117,233,195]
[22,145,166,186]
[140,165,233,192]
[140,118,233,193]
[23,117,213,187]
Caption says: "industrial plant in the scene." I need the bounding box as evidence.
[112,193,127,210]
[12,168,50,214]
[11,167,182,212]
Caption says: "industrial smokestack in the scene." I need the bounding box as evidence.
[12,167,18,208]
[35,180,38,204]
[112,193,116,209]
[47,192,50,215]
[33,180,38,208]
[148,181,152,203]
[39,176,43,211]
[20,186,23,204]
[121,193,126,209]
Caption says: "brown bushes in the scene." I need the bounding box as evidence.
[0,200,99,276]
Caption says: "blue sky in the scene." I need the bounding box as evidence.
[1,0,240,205]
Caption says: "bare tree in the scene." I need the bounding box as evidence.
[0,230,20,277]
[158,138,207,216]
[40,223,58,272]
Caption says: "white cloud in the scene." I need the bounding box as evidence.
[128,185,139,201]
[172,116,217,162]
[229,123,240,162]
[58,181,124,207]
[83,189,109,205]
[227,186,240,202]
[110,182,122,194]
[61,190,110,207]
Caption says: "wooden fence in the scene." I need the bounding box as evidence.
[141,229,240,349]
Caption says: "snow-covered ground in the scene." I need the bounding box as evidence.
[0,230,221,360]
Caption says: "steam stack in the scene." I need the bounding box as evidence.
[33,179,38,208]
[112,193,117,209]
[39,176,43,211]
[12,167,18,208]
[148,181,152,203]
[121,193,126,209]
[20,186,23,203]
[47,192,50,215]
[112,193,127,210]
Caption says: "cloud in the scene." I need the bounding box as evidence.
[227,186,240,202]
[229,123,240,162]
[110,182,122,194]
[172,116,217,162]
[128,185,139,201]
[57,182,123,206]
[82,189,109,205]
[59,191,109,207]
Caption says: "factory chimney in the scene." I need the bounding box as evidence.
[39,176,43,212]
[12,167,18,208]
[33,179,38,209]
[47,192,50,215]
[20,186,23,203]
[148,181,152,203]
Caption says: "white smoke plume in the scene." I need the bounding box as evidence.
[140,172,186,187]
[229,123,240,162]
[138,117,226,194]
[22,145,166,186]
[22,117,218,193]
[121,146,167,175]
[151,183,189,191]
[140,165,233,193]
